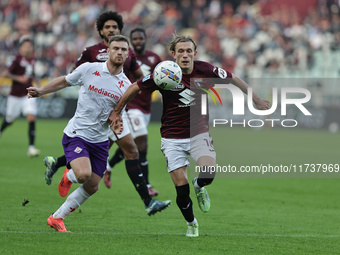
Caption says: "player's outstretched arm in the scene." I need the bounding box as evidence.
[27,76,69,98]
[108,82,141,125]
[230,73,270,110]
[1,69,30,84]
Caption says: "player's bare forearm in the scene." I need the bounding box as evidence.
[231,73,269,109]
[27,76,69,98]
[4,71,29,84]
[108,83,141,124]
[115,83,141,114]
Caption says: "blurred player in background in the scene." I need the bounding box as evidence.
[27,35,170,232]
[108,34,270,237]
[0,35,40,157]
[104,27,162,197]
[43,11,167,212]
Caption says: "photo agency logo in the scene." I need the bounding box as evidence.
[199,82,312,128]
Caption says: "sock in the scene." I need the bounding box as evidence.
[0,120,12,133]
[53,184,91,219]
[109,147,124,168]
[125,159,151,206]
[197,166,216,188]
[187,218,198,226]
[176,184,194,223]
[66,168,78,183]
[28,121,35,146]
[55,155,67,169]
[139,151,150,185]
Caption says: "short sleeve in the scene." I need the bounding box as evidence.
[136,74,158,92]
[66,62,91,86]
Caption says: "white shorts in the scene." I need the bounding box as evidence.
[6,95,37,123]
[160,132,216,172]
[108,111,131,141]
[126,109,151,139]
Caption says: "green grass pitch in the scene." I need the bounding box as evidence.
[0,119,339,254]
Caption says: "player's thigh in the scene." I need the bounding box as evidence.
[190,132,216,163]
[5,95,25,122]
[115,133,138,160]
[70,156,92,179]
[161,137,190,173]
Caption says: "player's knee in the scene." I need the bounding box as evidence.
[76,172,91,183]
[123,147,139,160]
[175,184,190,208]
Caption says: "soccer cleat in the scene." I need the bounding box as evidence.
[27,147,40,157]
[59,168,73,197]
[145,199,171,216]
[103,170,112,188]
[147,185,159,197]
[186,223,199,237]
[47,214,70,233]
[44,156,57,185]
[192,177,210,213]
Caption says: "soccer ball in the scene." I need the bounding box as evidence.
[153,61,182,90]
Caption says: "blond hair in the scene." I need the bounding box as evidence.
[168,34,197,52]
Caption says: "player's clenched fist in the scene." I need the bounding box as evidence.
[27,87,41,98]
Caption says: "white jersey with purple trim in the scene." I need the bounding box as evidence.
[64,62,131,143]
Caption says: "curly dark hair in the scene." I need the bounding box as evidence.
[96,11,124,38]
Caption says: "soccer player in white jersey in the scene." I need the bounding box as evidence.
[108,35,270,237]
[27,35,171,233]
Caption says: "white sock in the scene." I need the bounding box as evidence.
[53,184,91,219]
[66,168,78,183]
[106,160,112,172]
[187,218,198,226]
[193,179,201,191]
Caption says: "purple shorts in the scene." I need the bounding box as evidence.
[62,134,110,178]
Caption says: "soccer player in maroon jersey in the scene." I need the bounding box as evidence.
[104,28,162,196]
[108,34,270,237]
[43,11,165,214]
[0,35,40,157]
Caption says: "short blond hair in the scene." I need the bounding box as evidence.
[168,34,197,52]
[108,35,130,47]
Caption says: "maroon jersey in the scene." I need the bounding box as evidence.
[137,61,232,138]
[7,54,35,97]
[74,42,140,78]
[126,50,162,113]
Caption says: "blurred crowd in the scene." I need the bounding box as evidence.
[0,0,339,81]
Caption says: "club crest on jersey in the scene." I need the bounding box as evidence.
[193,78,203,88]
[74,147,83,153]
[218,67,227,79]
[96,53,108,61]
